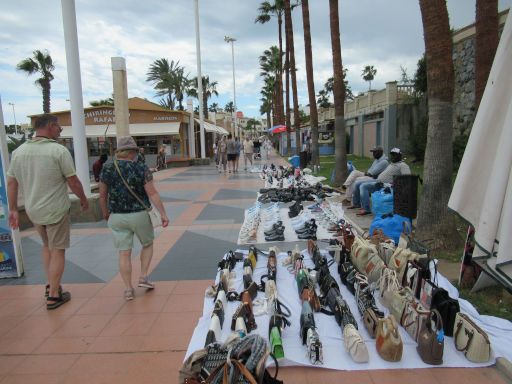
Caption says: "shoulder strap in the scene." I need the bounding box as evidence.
[113,159,149,210]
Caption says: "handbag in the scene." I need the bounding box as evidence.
[343,324,369,363]
[402,258,431,299]
[351,237,378,274]
[417,309,444,365]
[378,240,396,265]
[430,287,460,337]
[113,159,162,228]
[453,312,491,363]
[400,300,430,342]
[419,279,437,310]
[375,314,403,362]
[388,287,414,324]
[388,247,421,283]
[378,268,400,308]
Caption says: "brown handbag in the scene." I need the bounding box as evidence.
[401,299,430,342]
[375,314,403,362]
[417,309,444,365]
[301,287,321,312]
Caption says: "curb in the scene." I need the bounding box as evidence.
[496,357,512,382]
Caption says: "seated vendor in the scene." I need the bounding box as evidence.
[349,147,410,216]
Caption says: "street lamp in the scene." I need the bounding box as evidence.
[224,35,238,138]
[8,102,17,135]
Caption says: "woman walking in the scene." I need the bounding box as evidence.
[99,136,169,300]
[226,134,237,173]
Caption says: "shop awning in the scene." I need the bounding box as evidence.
[59,122,181,138]
[194,119,229,135]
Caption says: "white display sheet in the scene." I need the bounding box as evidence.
[185,249,512,370]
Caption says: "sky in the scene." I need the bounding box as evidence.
[0,0,510,126]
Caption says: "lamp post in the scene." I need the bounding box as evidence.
[224,35,238,138]
[8,103,17,135]
[194,0,206,158]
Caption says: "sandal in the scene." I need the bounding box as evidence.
[138,277,155,289]
[46,291,71,310]
[356,210,372,216]
[124,288,135,301]
[45,284,63,298]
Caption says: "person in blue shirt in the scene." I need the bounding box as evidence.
[343,146,388,203]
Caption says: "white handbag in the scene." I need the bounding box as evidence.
[378,268,401,308]
[343,324,369,363]
[453,312,491,363]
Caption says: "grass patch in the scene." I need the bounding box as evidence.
[458,285,512,321]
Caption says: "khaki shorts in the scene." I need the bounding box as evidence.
[108,210,154,250]
[35,212,71,250]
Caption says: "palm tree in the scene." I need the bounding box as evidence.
[416,0,456,245]
[317,89,332,108]
[225,101,235,113]
[255,1,285,126]
[284,0,301,155]
[17,49,55,113]
[188,76,219,118]
[90,96,114,106]
[301,0,319,165]
[259,46,282,126]
[146,58,186,110]
[329,0,348,186]
[475,0,499,109]
[362,65,377,90]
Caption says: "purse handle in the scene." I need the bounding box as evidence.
[454,319,475,352]
[113,159,150,211]
[428,309,444,332]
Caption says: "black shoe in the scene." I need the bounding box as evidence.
[296,224,317,235]
[297,231,317,240]
[263,222,283,236]
[288,205,303,218]
[265,233,285,242]
[264,227,285,237]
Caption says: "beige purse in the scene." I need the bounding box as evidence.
[375,314,403,362]
[351,236,378,274]
[388,287,414,323]
[388,247,421,282]
[453,312,491,363]
[378,241,396,265]
[401,299,430,342]
[378,268,400,308]
[343,324,369,363]
[365,251,386,284]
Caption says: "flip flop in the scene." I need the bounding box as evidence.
[356,210,372,216]
[47,291,71,310]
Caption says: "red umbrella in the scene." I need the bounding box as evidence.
[272,125,287,134]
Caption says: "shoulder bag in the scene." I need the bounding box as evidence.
[453,312,491,363]
[400,299,430,342]
[417,309,444,365]
[113,159,162,228]
[375,314,403,362]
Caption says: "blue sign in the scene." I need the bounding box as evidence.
[0,147,22,278]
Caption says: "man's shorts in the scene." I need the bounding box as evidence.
[227,153,237,161]
[35,212,71,250]
[108,210,154,250]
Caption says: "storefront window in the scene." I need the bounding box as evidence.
[134,136,158,154]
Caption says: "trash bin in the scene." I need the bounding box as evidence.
[289,155,300,168]
[300,151,308,169]
[393,175,419,219]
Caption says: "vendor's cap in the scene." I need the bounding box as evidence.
[390,147,401,154]
[370,146,383,152]
[116,136,139,152]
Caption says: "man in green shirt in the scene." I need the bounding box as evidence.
[7,114,88,310]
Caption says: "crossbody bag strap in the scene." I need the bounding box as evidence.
[113,159,149,210]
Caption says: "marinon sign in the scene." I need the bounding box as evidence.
[84,109,179,124]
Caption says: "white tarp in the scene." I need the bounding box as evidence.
[185,249,512,370]
[60,122,181,138]
[448,14,512,283]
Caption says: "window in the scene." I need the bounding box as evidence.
[376,121,382,146]
[134,136,158,154]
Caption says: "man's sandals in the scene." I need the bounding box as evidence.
[47,291,71,310]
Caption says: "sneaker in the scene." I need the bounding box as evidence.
[124,288,135,301]
[138,277,155,289]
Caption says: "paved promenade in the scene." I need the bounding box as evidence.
[0,153,507,383]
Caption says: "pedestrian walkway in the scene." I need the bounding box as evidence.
[0,151,508,384]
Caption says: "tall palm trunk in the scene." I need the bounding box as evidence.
[416,0,456,244]
[203,92,208,119]
[277,13,285,126]
[301,0,319,166]
[285,46,291,156]
[284,0,301,156]
[329,0,347,186]
[475,0,499,109]
[43,80,51,113]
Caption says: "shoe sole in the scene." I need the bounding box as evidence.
[138,282,155,289]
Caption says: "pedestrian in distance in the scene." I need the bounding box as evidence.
[243,135,254,171]
[93,153,108,182]
[7,114,89,310]
[99,136,169,301]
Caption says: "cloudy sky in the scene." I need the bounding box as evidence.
[1,0,510,126]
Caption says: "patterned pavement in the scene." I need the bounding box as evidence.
[0,152,508,384]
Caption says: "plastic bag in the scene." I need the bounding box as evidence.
[371,189,394,217]
[369,214,411,244]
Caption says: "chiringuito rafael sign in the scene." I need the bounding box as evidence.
[85,109,116,124]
